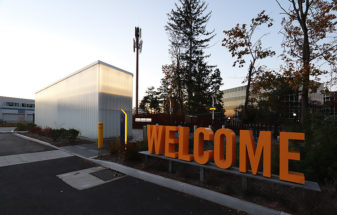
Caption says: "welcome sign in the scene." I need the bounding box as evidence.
[147,125,305,185]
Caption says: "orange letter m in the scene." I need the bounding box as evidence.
[239,130,272,177]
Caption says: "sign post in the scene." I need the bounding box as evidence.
[120,109,127,149]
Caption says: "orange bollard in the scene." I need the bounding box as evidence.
[98,122,103,149]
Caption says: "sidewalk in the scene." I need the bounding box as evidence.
[0,127,15,133]
[60,143,108,158]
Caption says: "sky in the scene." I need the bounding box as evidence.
[0,0,287,106]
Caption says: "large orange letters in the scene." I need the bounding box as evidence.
[178,127,193,161]
[214,128,236,169]
[147,125,306,185]
[165,126,179,158]
[147,125,166,155]
[280,132,305,184]
[193,127,214,165]
[239,130,271,177]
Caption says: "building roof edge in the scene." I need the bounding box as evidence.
[35,60,133,94]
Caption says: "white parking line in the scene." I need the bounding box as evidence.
[0,150,73,167]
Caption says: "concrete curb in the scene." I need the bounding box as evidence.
[13,132,290,215]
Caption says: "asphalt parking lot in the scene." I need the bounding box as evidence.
[0,133,236,215]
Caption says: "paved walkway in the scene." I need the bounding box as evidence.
[0,133,53,156]
[0,127,15,133]
[0,150,72,167]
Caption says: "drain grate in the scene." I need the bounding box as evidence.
[90,169,123,181]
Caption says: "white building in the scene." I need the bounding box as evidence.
[35,60,133,139]
[0,96,35,123]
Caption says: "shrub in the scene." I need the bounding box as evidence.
[41,127,52,136]
[124,142,140,161]
[66,128,79,143]
[59,128,67,139]
[15,123,36,131]
[29,126,42,134]
[49,129,61,141]
[108,137,121,155]
[139,140,148,151]
[301,117,337,184]
[15,123,27,131]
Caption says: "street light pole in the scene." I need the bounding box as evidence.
[211,95,216,126]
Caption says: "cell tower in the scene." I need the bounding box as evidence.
[133,27,142,115]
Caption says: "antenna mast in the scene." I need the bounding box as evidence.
[134,27,142,115]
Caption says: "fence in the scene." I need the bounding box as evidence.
[133,113,279,137]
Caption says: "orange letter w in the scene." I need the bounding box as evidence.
[147,125,166,155]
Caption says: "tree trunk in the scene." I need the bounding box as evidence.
[244,62,253,112]
[176,59,184,115]
[300,18,310,125]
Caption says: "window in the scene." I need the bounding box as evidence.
[26,104,34,108]
[20,103,34,108]
[5,102,19,107]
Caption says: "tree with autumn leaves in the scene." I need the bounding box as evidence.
[222,10,275,113]
[276,0,337,124]
[223,1,337,125]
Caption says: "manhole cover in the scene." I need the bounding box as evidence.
[90,169,123,181]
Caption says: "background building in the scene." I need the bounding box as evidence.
[0,96,35,123]
[35,60,133,139]
[222,84,325,118]
[222,86,248,117]
[324,91,337,119]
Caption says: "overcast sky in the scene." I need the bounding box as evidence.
[0,0,286,106]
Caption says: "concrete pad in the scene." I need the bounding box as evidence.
[0,150,72,167]
[57,166,124,190]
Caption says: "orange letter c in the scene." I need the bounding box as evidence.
[193,127,214,165]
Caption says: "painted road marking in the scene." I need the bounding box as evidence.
[0,150,72,167]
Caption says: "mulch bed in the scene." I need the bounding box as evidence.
[100,152,337,215]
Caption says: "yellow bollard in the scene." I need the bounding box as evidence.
[98,122,103,149]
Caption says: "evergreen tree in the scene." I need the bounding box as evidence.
[139,86,160,113]
[165,0,223,114]
[160,64,184,114]
[210,68,224,112]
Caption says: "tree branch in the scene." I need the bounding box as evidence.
[275,0,296,18]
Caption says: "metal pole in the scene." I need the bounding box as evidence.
[169,97,172,115]
[212,96,215,121]
[135,29,139,115]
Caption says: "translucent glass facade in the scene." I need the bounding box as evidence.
[222,86,247,116]
[35,61,133,139]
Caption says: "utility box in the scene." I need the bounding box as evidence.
[35,60,133,139]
